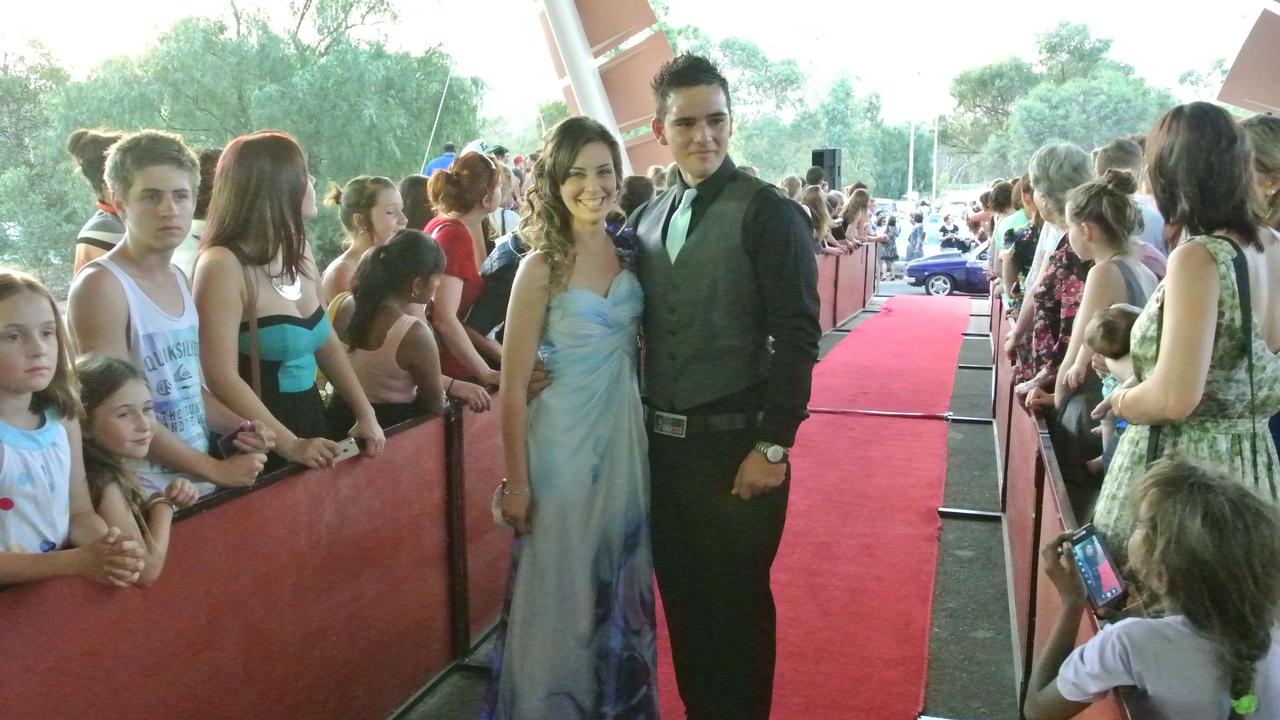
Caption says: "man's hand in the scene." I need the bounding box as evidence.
[527,368,550,400]
[731,450,786,500]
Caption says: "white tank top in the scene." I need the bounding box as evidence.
[0,409,72,554]
[92,258,214,497]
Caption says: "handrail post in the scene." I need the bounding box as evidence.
[443,401,471,659]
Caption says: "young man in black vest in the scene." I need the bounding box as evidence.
[628,54,820,719]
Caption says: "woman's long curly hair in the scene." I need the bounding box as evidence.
[518,116,624,291]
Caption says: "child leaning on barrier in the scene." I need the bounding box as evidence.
[77,353,198,586]
[1024,456,1280,719]
[0,270,145,587]
[328,229,491,430]
[1077,304,1140,475]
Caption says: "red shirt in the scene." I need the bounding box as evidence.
[425,216,485,379]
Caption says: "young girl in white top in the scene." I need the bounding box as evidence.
[77,352,198,586]
[0,270,145,586]
[329,229,491,430]
[1024,455,1280,719]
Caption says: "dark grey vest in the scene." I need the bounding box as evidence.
[636,171,771,411]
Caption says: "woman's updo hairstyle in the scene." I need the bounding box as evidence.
[325,175,396,242]
[428,152,498,215]
[345,229,447,351]
[66,128,124,196]
[1065,168,1142,247]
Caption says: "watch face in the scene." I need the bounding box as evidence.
[766,445,785,463]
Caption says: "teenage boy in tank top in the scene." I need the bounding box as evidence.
[68,130,272,497]
[627,54,820,720]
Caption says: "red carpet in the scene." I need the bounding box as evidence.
[657,295,972,719]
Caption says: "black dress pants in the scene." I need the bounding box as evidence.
[649,427,790,720]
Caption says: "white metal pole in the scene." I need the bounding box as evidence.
[931,116,940,207]
[542,0,633,174]
[422,66,453,173]
[907,116,916,200]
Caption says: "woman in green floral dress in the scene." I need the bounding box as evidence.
[1093,102,1280,562]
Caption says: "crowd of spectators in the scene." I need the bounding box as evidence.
[8,96,1280,720]
[983,102,1280,719]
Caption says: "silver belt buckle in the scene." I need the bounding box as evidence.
[653,411,688,438]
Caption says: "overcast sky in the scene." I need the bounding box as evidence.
[4,0,1273,130]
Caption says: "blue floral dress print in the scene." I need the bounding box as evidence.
[480,228,658,719]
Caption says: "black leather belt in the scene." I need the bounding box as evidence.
[643,407,764,438]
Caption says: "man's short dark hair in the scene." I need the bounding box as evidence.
[442,142,457,153]
[805,166,825,186]
[491,145,509,158]
[651,53,732,121]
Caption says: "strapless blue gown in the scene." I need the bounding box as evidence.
[480,268,658,719]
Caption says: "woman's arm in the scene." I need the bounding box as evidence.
[398,321,446,418]
[1263,233,1280,352]
[1000,250,1019,293]
[1055,263,1124,406]
[315,327,386,457]
[466,326,504,365]
[95,483,173,587]
[65,419,109,548]
[319,256,353,309]
[498,253,552,534]
[431,276,500,385]
[1112,243,1218,424]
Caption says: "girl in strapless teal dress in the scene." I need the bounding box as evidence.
[194,130,386,472]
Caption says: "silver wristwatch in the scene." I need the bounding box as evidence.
[753,441,789,464]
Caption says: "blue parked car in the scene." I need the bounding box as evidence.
[904,241,991,295]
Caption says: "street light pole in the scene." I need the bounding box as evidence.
[931,115,940,207]
[907,116,916,201]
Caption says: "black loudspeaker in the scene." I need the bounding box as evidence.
[811,148,842,192]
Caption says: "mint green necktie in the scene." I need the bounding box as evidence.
[666,188,698,262]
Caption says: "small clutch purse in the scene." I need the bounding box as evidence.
[491,484,513,529]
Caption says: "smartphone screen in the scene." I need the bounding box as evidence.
[1070,527,1125,609]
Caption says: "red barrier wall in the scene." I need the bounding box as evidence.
[864,243,878,307]
[1005,403,1043,693]
[1031,432,1132,720]
[0,418,453,720]
[994,316,1015,506]
[816,254,837,333]
[835,249,866,325]
[459,397,513,642]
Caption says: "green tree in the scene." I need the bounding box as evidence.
[942,58,1039,156]
[1036,21,1118,84]
[0,44,83,295]
[944,21,1174,181]
[3,3,482,286]
[996,69,1175,173]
